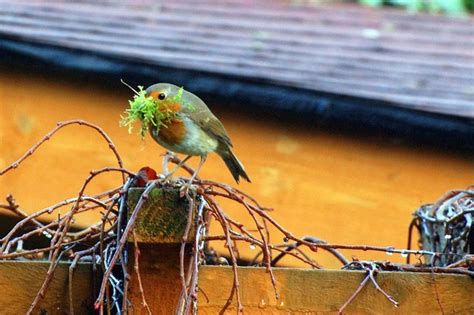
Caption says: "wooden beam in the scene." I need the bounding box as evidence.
[0,261,93,314]
[1,259,470,314]
[197,266,474,314]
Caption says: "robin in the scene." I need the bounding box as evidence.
[144,83,250,184]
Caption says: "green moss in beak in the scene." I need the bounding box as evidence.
[120,86,176,138]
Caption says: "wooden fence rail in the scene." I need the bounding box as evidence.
[1,187,473,314]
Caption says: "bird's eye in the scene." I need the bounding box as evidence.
[158,93,166,100]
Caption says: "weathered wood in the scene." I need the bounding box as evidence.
[0,259,470,314]
[0,0,472,117]
[0,261,93,314]
[197,266,474,314]
[127,186,193,314]
[127,187,194,243]
[128,243,189,315]
[0,259,471,314]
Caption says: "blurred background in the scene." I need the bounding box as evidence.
[0,0,473,267]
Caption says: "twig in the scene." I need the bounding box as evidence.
[28,168,133,315]
[0,120,125,181]
[338,272,370,314]
[339,262,398,314]
[271,236,349,267]
[179,193,196,312]
[95,181,157,309]
[182,195,207,315]
[367,266,399,307]
[69,243,104,315]
[132,230,152,315]
[0,143,470,315]
[446,255,474,268]
[208,200,243,314]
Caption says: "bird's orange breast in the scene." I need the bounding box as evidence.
[158,118,187,145]
[157,101,185,145]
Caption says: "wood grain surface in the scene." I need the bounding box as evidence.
[0,261,93,314]
[0,260,470,314]
[128,243,187,315]
[198,266,474,314]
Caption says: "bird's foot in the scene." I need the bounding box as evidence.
[179,181,196,198]
[161,173,174,184]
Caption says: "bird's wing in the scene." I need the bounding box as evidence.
[181,93,233,147]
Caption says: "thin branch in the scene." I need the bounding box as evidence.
[0,120,125,181]
[132,230,152,315]
[338,272,371,314]
[95,181,157,309]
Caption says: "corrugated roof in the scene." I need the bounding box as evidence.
[0,0,473,118]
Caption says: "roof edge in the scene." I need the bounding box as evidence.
[1,37,473,153]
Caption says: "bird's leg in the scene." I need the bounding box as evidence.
[181,155,206,197]
[189,155,206,184]
[163,155,192,181]
[161,151,174,176]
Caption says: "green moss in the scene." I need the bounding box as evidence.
[119,86,176,138]
[127,187,195,243]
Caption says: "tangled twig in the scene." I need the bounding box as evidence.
[412,189,473,266]
[1,121,472,315]
[0,120,124,180]
[339,261,399,314]
[132,230,152,315]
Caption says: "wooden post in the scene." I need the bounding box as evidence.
[126,187,194,315]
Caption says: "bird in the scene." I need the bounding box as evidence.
[144,83,250,184]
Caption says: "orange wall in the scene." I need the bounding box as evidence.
[1,70,472,267]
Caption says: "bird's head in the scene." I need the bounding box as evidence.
[120,82,185,138]
[145,83,181,104]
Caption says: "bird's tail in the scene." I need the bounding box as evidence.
[218,147,251,184]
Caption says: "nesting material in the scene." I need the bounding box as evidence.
[414,189,474,266]
[119,84,181,137]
